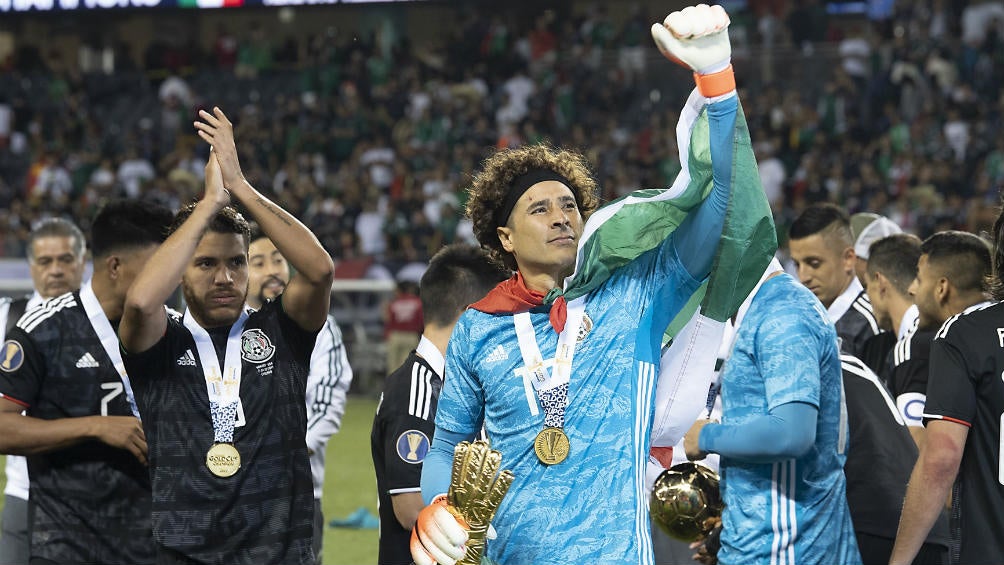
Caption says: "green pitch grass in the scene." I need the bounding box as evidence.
[0,395,381,565]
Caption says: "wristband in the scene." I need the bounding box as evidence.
[694,64,735,98]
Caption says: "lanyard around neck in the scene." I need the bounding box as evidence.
[184,308,249,443]
[512,296,586,428]
[80,281,140,419]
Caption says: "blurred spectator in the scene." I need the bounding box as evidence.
[235,24,273,79]
[213,24,239,69]
[116,148,155,199]
[382,280,423,373]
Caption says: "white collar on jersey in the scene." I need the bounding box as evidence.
[827,276,863,324]
[415,335,445,379]
[27,292,43,309]
[899,304,919,341]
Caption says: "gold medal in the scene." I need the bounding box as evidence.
[206,442,241,477]
[534,427,570,465]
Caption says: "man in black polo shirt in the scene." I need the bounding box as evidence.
[1,217,87,565]
[890,228,998,565]
[888,232,991,450]
[0,200,173,565]
[119,107,334,565]
[371,244,508,565]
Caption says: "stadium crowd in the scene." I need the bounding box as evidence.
[0,0,1002,279]
[1,2,1004,565]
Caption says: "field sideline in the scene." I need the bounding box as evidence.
[0,395,381,565]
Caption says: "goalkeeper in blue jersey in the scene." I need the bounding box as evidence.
[410,5,776,565]
[683,261,862,565]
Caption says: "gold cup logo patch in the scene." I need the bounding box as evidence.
[396,430,429,464]
[0,341,24,373]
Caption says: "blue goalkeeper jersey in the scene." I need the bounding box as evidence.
[436,243,700,565]
[717,275,860,565]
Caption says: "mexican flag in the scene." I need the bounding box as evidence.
[549,88,777,446]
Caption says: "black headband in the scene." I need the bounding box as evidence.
[495,168,574,227]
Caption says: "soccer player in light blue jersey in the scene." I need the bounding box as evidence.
[684,261,862,565]
[410,5,776,565]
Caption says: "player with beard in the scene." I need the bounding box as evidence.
[0,200,173,565]
[890,222,1003,563]
[247,227,353,564]
[879,230,987,451]
[119,107,335,565]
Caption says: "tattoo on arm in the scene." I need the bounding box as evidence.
[255,197,293,226]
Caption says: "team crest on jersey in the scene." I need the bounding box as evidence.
[241,329,275,363]
[0,340,23,373]
[396,430,430,464]
[577,312,593,342]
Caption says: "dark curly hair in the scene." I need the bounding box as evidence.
[466,144,600,270]
[170,202,251,250]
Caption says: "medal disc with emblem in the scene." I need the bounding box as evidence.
[206,442,241,477]
[534,427,570,465]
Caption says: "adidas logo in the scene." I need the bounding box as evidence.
[75,352,99,369]
[484,345,508,364]
[176,350,197,367]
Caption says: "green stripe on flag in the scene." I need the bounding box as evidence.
[700,104,776,322]
[554,97,776,343]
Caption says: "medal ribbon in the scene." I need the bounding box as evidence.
[512,297,586,428]
[80,282,141,419]
[184,308,249,444]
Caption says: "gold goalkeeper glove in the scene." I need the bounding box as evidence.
[411,440,514,565]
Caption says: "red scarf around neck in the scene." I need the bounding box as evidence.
[469,272,568,332]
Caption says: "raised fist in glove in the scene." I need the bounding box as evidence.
[411,440,514,565]
[651,4,734,98]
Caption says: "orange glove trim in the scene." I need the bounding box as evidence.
[693,65,735,98]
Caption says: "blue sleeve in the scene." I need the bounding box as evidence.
[421,428,474,505]
[435,316,486,435]
[699,401,817,463]
[673,96,738,280]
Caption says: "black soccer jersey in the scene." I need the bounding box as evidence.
[834,290,883,360]
[0,291,154,565]
[123,298,318,565]
[371,348,442,565]
[925,301,1004,564]
[840,355,949,546]
[887,326,936,428]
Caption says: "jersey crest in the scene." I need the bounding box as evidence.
[577,312,593,343]
[0,340,24,372]
[241,328,275,363]
[395,430,430,464]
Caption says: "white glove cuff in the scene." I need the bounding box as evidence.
[697,58,731,76]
